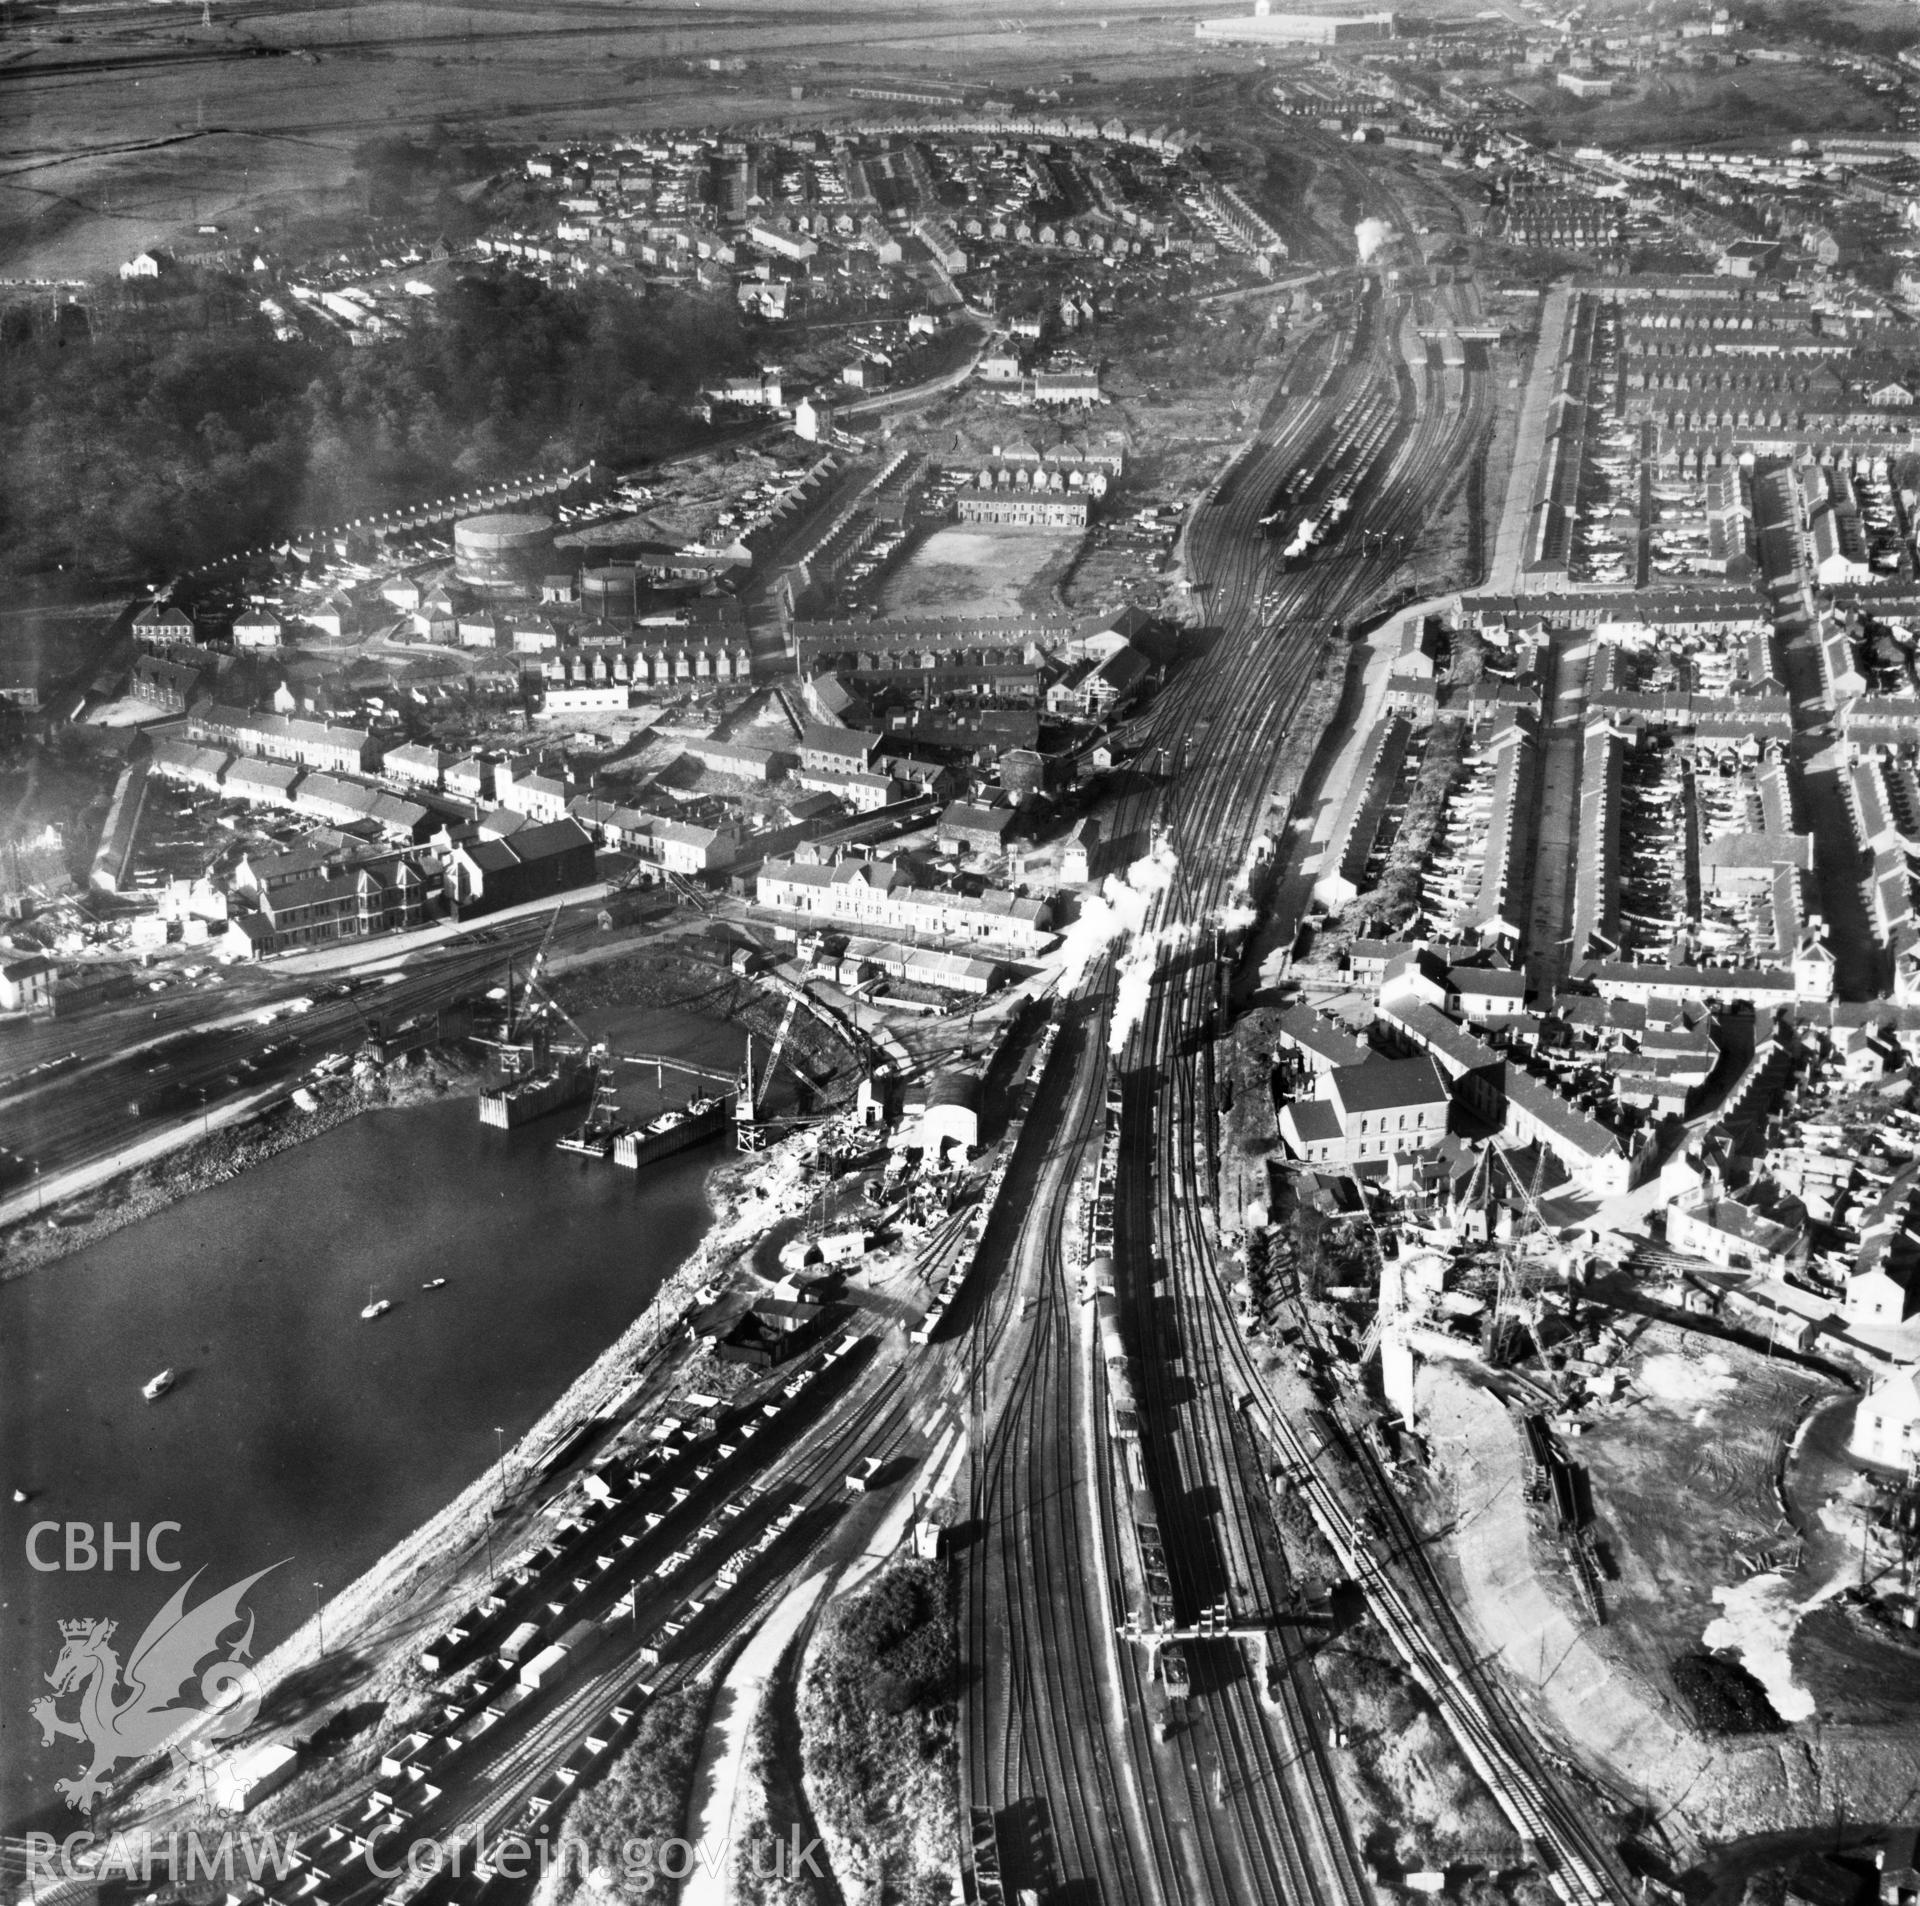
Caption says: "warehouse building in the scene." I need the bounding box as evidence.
[1196,5,1393,46]
[446,818,598,915]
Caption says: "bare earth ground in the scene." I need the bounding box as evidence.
[1416,1337,1920,1851]
[1569,1322,1829,1711]
[878,524,1082,620]
[1059,540,1175,615]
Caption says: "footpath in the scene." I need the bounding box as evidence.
[681,1574,830,1906]
[1485,280,1574,596]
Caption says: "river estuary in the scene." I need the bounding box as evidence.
[0,1003,749,1832]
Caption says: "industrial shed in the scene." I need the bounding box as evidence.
[446,818,597,915]
[922,1068,982,1154]
[937,802,1018,856]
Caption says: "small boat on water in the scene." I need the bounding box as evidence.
[142,1369,175,1402]
[360,1287,392,1320]
[423,1277,448,1291]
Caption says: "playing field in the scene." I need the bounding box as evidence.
[880,525,1085,620]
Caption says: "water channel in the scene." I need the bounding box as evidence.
[0,1003,750,1831]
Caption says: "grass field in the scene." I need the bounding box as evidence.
[880,524,1083,619]
[1503,63,1898,148]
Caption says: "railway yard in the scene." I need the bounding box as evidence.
[25,5,1920,1906]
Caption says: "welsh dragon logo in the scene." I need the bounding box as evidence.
[30,1564,281,1812]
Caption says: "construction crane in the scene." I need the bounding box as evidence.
[1494,1143,1561,1380]
[1455,1138,1495,1239]
[528,914,591,1037]
[1355,1307,1385,1368]
[502,904,565,1043]
[736,988,808,1150]
[744,989,804,1119]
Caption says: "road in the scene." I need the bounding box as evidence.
[0,913,560,1212]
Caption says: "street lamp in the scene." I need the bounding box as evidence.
[312,1581,325,1658]
[494,1426,506,1509]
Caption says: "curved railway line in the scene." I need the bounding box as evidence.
[1100,270,1631,1905]
[949,273,1503,1906]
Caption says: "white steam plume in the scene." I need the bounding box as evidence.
[1108,921,1201,1057]
[1049,846,1185,1044]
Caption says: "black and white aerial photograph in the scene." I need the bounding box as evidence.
[11,1,1920,1903]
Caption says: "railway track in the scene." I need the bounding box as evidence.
[1098,270,1632,1906]
[1071,280,1412,1906]
[953,991,1229,1906]
[962,1009,1178,1906]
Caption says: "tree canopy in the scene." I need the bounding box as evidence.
[0,273,749,582]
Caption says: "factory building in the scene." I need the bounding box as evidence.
[1196,4,1393,45]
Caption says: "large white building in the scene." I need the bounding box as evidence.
[756,856,1053,953]
[1196,4,1393,46]
[1852,1368,1920,1473]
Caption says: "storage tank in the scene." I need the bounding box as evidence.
[454,512,555,593]
[580,565,641,622]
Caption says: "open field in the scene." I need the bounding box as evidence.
[0,0,1251,281]
[879,523,1082,619]
[1501,64,1897,147]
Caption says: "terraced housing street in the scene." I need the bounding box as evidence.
[19,4,1920,1905]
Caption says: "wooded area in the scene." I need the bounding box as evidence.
[0,274,749,584]
[799,1561,958,1906]
[560,1680,713,1903]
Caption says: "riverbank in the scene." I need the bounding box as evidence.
[72,1022,861,1841]
[0,1049,487,1283]
[1,947,864,1288]
[184,1115,844,1840]
[136,1216,740,1836]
